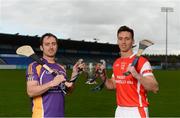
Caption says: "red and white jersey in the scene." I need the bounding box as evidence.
[112,54,153,107]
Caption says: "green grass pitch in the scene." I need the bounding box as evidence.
[0,69,180,117]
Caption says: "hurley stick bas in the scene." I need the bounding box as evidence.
[123,39,154,76]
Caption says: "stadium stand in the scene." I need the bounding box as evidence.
[0,33,119,69]
[1,33,179,69]
[0,54,33,65]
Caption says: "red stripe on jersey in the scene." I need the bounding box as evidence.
[138,107,146,118]
[142,70,152,75]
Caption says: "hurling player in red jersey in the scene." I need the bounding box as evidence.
[99,26,159,118]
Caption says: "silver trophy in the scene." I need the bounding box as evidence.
[85,59,106,84]
[91,59,107,92]
[85,62,97,84]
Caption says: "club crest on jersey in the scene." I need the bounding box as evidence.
[45,69,59,75]
[45,69,66,77]
[121,62,126,70]
[45,70,51,74]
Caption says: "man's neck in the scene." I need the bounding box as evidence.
[120,50,133,58]
[43,56,55,63]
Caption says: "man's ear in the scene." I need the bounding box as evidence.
[40,45,43,51]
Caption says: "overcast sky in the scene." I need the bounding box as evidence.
[0,0,180,55]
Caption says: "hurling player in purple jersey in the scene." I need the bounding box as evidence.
[26,33,84,118]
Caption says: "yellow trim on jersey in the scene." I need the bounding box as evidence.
[27,63,33,75]
[36,65,42,76]
[32,96,43,118]
[32,65,43,118]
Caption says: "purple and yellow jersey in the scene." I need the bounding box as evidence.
[26,58,67,118]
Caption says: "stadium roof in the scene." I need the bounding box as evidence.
[0,33,119,53]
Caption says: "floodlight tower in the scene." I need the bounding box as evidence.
[161,7,174,70]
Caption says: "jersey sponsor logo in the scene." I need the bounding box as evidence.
[116,75,125,79]
[115,63,120,67]
[48,86,63,93]
[116,75,133,84]
[116,79,134,84]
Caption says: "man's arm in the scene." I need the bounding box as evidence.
[64,71,76,94]
[128,66,159,93]
[104,77,116,90]
[99,69,116,90]
[27,75,66,97]
[64,60,86,93]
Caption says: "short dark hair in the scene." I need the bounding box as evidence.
[40,33,58,45]
[117,26,134,39]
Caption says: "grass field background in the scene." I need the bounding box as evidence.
[0,69,180,117]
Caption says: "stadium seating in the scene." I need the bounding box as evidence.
[0,54,33,65]
[0,33,119,69]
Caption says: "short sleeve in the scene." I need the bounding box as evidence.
[26,63,39,81]
[140,61,154,77]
